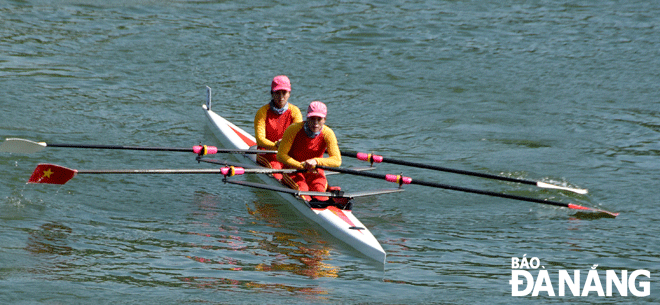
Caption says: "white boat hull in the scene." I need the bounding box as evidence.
[201,102,386,263]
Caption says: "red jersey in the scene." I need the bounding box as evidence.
[277,122,341,170]
[254,103,302,150]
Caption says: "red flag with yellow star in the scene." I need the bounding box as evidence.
[28,164,77,184]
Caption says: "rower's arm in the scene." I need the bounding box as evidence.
[315,126,342,168]
[254,105,277,150]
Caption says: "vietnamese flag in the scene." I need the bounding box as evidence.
[28,164,77,184]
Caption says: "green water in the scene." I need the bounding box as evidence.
[1,1,658,303]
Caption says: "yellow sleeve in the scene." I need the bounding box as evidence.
[254,105,277,150]
[277,122,304,169]
[315,126,342,168]
[290,104,303,124]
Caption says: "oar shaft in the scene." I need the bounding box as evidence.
[48,143,192,152]
[342,151,587,194]
[77,168,223,174]
[318,165,568,208]
[1,138,277,155]
[77,167,300,175]
[46,143,277,155]
[47,143,276,155]
[390,156,536,185]
[342,151,536,185]
[410,178,568,208]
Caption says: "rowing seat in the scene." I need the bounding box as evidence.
[308,186,353,210]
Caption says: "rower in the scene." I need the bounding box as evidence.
[277,101,341,203]
[253,75,303,180]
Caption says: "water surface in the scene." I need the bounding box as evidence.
[1,1,658,303]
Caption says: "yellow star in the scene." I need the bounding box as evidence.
[42,168,54,178]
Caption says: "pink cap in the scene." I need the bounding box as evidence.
[307,101,327,118]
[271,75,291,92]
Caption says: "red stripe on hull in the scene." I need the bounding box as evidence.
[230,126,256,147]
[313,206,364,235]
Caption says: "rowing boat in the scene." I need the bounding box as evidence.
[201,87,393,263]
[2,88,616,264]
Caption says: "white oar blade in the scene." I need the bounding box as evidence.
[0,138,47,154]
[537,182,588,194]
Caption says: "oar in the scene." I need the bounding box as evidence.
[224,180,404,200]
[317,165,618,217]
[27,164,300,185]
[0,138,277,156]
[342,151,588,194]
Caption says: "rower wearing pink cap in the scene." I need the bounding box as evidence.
[254,75,303,179]
[277,101,341,202]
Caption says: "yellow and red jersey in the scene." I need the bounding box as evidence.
[277,122,342,170]
[254,103,303,150]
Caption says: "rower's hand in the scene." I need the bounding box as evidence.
[302,159,318,171]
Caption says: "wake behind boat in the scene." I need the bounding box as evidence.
[201,86,396,263]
